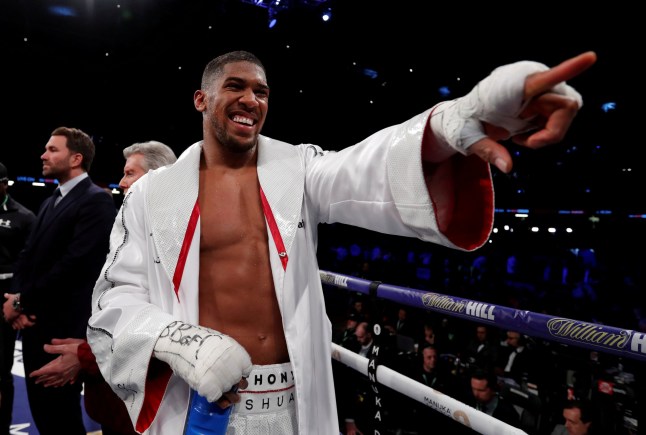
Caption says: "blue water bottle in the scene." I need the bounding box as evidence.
[184,389,233,435]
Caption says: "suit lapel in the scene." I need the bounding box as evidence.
[30,195,57,239]
[45,178,90,222]
[30,178,91,242]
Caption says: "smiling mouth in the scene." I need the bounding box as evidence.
[232,115,254,126]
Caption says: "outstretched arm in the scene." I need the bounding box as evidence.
[422,51,597,232]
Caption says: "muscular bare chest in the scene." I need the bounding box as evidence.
[198,167,267,249]
[197,166,288,363]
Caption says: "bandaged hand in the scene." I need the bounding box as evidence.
[153,321,252,402]
[429,51,596,173]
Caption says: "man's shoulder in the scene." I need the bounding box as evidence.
[494,396,521,422]
[71,179,117,216]
[85,182,115,202]
[7,197,36,219]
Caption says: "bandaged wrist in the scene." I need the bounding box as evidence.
[429,101,482,158]
[153,320,252,402]
[432,60,583,155]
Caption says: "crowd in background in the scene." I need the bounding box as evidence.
[319,223,644,434]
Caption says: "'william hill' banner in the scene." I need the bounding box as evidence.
[320,270,646,363]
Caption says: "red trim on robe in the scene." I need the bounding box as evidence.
[136,201,199,431]
[78,340,100,376]
[135,190,290,431]
[173,201,200,299]
[136,359,173,433]
[444,154,494,250]
[260,187,288,271]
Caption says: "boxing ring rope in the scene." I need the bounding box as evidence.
[322,269,646,435]
[332,343,525,435]
[320,270,646,363]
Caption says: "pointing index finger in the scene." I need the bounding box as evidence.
[525,51,597,99]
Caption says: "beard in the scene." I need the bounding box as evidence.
[211,118,257,154]
[43,164,61,178]
[42,159,72,180]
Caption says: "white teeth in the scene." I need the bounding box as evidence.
[233,115,253,126]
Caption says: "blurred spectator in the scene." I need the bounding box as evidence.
[414,345,463,398]
[394,306,418,339]
[0,161,36,433]
[496,330,540,387]
[338,321,398,435]
[404,344,468,434]
[469,369,520,429]
[550,399,596,435]
[463,324,500,374]
[334,312,361,352]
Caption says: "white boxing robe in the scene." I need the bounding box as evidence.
[87,109,494,434]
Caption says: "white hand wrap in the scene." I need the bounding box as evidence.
[153,321,252,402]
[430,60,583,155]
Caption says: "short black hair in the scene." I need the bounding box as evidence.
[201,50,266,90]
[564,399,594,424]
[471,368,499,391]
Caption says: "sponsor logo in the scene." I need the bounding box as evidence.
[422,293,496,321]
[319,272,349,288]
[546,318,631,351]
[422,396,453,417]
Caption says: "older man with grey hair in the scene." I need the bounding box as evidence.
[119,141,177,194]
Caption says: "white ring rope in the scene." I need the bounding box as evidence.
[332,343,527,435]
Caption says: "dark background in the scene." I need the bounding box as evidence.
[0,0,641,216]
[2,5,644,432]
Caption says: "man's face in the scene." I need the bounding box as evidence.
[119,153,147,195]
[476,326,487,342]
[471,378,494,404]
[506,332,521,348]
[564,407,590,435]
[354,326,371,346]
[41,135,76,179]
[424,326,435,344]
[196,60,269,154]
[422,347,438,372]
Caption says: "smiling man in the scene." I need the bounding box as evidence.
[88,50,595,434]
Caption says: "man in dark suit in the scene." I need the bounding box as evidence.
[469,369,520,429]
[496,330,540,387]
[2,127,116,434]
[464,324,500,373]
